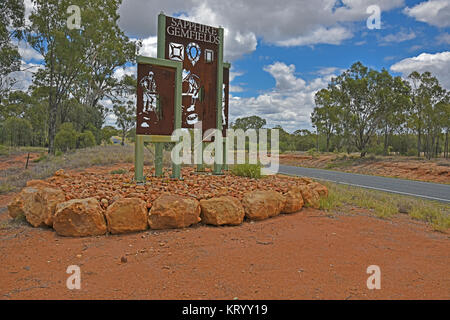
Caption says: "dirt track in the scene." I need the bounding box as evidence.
[1,207,448,300]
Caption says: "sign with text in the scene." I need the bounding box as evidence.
[165,16,220,132]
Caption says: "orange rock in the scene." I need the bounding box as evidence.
[200,196,244,226]
[308,182,328,198]
[242,190,285,221]
[297,185,320,209]
[149,194,200,229]
[105,198,148,234]
[282,186,304,213]
[7,187,38,219]
[53,198,107,237]
[26,180,53,189]
[8,186,65,227]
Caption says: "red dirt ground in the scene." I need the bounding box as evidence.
[1,205,449,299]
[279,153,450,184]
[0,153,41,171]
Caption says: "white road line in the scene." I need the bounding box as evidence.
[277,170,450,203]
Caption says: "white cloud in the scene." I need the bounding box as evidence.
[136,36,158,58]
[381,30,416,43]
[436,32,450,44]
[229,62,337,132]
[229,85,244,93]
[17,41,43,62]
[113,65,136,81]
[118,0,404,61]
[390,51,450,89]
[6,60,43,92]
[404,0,450,27]
[276,26,353,47]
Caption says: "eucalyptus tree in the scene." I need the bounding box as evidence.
[312,88,340,152]
[0,0,25,101]
[27,0,136,154]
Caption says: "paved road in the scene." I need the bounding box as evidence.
[277,164,450,203]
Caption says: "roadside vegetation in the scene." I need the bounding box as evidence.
[0,144,155,194]
[320,181,450,232]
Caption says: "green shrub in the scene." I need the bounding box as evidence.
[230,163,262,179]
[110,168,127,174]
[77,130,96,149]
[55,123,77,151]
[307,148,318,157]
[407,148,418,156]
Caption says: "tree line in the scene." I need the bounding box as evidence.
[311,62,449,159]
[0,0,138,152]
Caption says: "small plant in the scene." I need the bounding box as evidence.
[307,148,318,158]
[230,163,262,179]
[110,168,127,174]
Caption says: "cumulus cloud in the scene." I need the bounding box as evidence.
[381,30,416,44]
[436,32,450,44]
[404,0,450,27]
[112,64,136,81]
[17,41,43,62]
[390,51,450,89]
[136,36,158,58]
[6,60,43,92]
[118,0,404,61]
[229,62,337,132]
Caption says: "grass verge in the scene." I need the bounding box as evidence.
[319,181,450,232]
[0,145,154,194]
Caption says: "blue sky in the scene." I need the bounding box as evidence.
[232,1,449,98]
[16,0,450,132]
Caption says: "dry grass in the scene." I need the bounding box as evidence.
[0,145,155,194]
[319,181,450,232]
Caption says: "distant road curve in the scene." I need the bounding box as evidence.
[276,164,450,203]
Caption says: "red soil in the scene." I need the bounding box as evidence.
[0,206,448,299]
[0,153,41,171]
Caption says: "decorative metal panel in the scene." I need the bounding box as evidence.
[165,16,219,133]
[136,63,176,136]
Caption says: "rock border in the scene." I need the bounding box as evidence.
[7,176,328,237]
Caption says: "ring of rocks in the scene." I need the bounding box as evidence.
[7,168,328,237]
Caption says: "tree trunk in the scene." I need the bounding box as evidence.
[48,102,57,154]
[445,130,449,159]
[383,125,389,156]
[326,134,330,153]
[417,129,421,157]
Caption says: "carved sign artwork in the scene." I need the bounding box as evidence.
[165,15,219,132]
[136,63,176,136]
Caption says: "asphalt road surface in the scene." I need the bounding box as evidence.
[277,164,450,203]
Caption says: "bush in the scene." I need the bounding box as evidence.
[230,163,262,179]
[77,130,96,149]
[307,148,318,157]
[407,148,418,157]
[55,123,77,152]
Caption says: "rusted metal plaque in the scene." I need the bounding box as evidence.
[165,16,219,132]
[136,63,176,136]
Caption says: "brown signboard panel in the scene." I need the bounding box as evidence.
[136,63,176,136]
[165,16,219,132]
